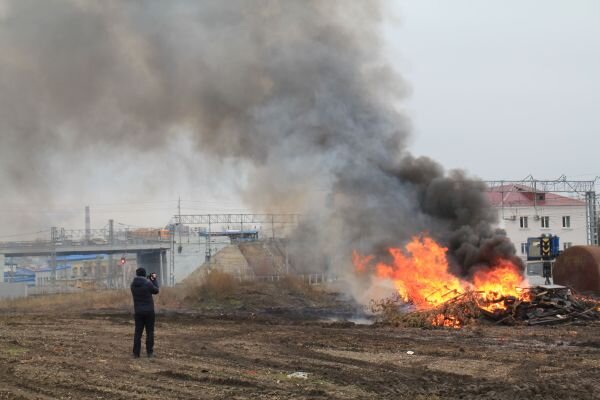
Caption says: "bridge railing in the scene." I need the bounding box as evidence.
[0,233,171,251]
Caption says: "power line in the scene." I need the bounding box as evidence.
[0,229,51,239]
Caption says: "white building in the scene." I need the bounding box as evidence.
[486,184,588,261]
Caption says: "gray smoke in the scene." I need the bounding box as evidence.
[0,1,519,278]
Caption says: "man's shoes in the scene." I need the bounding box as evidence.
[147,353,154,358]
[132,354,140,359]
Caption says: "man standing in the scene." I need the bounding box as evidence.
[130,267,159,358]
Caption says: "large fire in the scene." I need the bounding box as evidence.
[472,260,524,311]
[354,236,524,318]
[370,237,464,309]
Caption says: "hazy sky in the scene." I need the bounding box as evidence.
[1,1,599,236]
[388,0,600,181]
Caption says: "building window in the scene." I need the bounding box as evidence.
[520,243,527,255]
[519,216,528,228]
[541,216,550,228]
[562,216,571,228]
[563,242,572,250]
[526,262,543,276]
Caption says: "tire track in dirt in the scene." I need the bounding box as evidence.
[1,314,600,399]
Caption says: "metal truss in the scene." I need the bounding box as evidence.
[173,213,301,225]
[484,176,595,193]
[586,192,598,245]
[0,227,169,250]
[52,227,169,242]
[171,213,300,264]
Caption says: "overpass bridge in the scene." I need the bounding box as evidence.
[0,213,301,289]
[0,225,173,286]
[0,242,169,258]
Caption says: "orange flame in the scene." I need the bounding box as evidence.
[354,235,524,314]
[372,237,465,309]
[472,260,524,311]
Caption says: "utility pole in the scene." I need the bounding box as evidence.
[108,219,114,288]
[178,196,182,252]
[240,213,244,240]
[50,227,57,284]
[170,220,176,287]
[586,191,598,245]
[205,216,212,263]
[85,206,91,245]
[285,241,289,274]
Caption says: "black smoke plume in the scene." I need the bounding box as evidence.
[0,1,519,280]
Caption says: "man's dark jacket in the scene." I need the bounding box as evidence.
[130,276,159,314]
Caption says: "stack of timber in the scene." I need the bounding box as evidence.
[371,287,600,328]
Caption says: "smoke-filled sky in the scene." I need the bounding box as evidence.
[0,0,598,240]
[1,0,405,236]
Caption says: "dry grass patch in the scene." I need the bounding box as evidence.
[0,273,338,315]
[182,270,238,303]
[275,275,320,297]
[0,287,185,314]
[0,290,132,313]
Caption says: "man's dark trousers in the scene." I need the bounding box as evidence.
[133,312,155,356]
[131,272,159,357]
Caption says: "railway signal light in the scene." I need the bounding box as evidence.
[541,237,551,258]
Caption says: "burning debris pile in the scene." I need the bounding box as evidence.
[485,286,600,326]
[370,291,481,328]
[356,235,600,328]
[371,286,600,328]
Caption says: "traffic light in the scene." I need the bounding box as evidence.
[120,256,126,265]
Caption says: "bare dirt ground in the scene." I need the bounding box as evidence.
[1,281,599,399]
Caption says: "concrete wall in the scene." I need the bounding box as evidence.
[207,244,251,276]
[494,205,588,259]
[173,236,229,283]
[0,282,28,299]
[137,251,166,284]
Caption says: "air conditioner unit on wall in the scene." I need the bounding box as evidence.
[533,215,540,221]
[504,215,516,221]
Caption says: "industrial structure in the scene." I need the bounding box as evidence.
[0,213,301,295]
[484,177,598,261]
[2,179,597,296]
[171,213,300,260]
[0,220,170,290]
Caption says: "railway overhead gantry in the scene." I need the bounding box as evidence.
[484,176,598,245]
[170,213,301,266]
